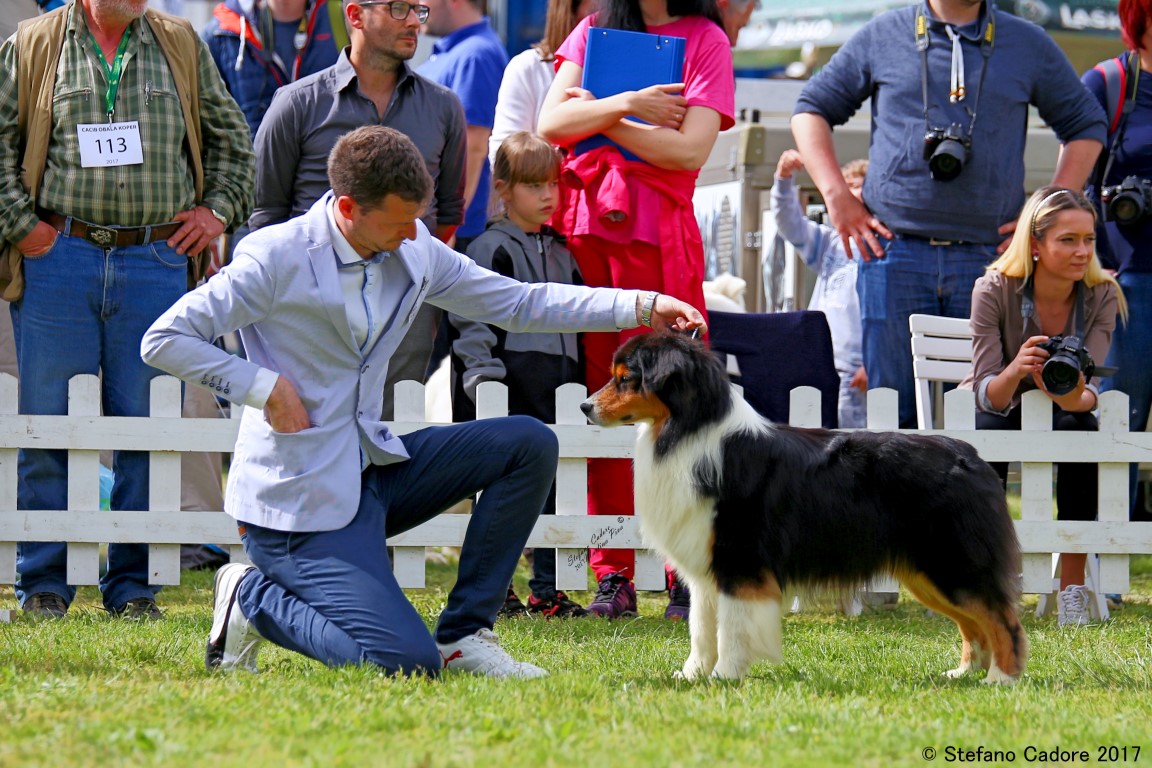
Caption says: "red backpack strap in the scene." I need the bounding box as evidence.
[1092,55,1128,135]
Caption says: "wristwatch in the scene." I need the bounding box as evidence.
[207,207,228,228]
[640,291,659,328]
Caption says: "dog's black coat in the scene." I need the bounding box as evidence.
[622,333,1021,611]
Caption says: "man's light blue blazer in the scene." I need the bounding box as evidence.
[142,194,642,533]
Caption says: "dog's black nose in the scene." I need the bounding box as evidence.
[579,401,592,415]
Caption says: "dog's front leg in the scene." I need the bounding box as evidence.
[675,579,718,681]
[712,593,783,681]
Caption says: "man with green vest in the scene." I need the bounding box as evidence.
[0,0,254,620]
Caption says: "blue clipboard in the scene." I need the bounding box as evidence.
[575,27,687,161]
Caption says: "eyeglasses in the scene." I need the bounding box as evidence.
[356,1,430,23]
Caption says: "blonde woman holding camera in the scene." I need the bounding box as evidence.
[960,186,1127,627]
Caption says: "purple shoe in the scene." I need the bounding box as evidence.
[587,572,637,618]
[664,578,690,621]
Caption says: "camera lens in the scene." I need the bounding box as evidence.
[1041,356,1081,396]
[1110,191,1145,226]
[928,139,966,182]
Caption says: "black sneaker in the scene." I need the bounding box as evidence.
[498,586,529,618]
[527,591,588,618]
[22,592,68,619]
[110,597,163,620]
[665,578,691,621]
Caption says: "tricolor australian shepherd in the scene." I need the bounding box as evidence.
[580,333,1027,684]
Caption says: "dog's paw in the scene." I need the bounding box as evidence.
[944,664,973,679]
[981,663,1019,686]
[710,660,747,681]
[675,657,710,681]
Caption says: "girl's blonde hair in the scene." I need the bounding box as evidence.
[489,132,562,217]
[492,131,562,187]
[988,185,1128,320]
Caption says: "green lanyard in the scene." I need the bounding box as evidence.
[89,25,132,121]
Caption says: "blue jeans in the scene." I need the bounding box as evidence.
[1101,271,1152,520]
[837,368,867,429]
[236,416,556,676]
[11,231,189,610]
[857,237,994,428]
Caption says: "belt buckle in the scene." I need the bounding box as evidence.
[86,224,118,248]
[928,237,954,246]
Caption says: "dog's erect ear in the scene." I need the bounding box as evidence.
[637,335,702,414]
[630,334,681,394]
[637,334,732,427]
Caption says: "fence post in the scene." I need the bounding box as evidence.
[942,387,976,430]
[228,402,248,565]
[1019,390,1056,595]
[865,387,899,430]
[0,373,17,615]
[555,383,591,592]
[846,387,899,595]
[391,380,429,588]
[788,385,822,428]
[66,374,103,586]
[147,376,184,585]
[1098,390,1131,595]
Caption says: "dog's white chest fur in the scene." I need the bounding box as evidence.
[632,402,766,581]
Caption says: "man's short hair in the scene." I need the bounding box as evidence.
[327,126,433,209]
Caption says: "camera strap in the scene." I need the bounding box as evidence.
[916,6,994,139]
[1020,275,1086,341]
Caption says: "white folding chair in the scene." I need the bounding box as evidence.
[909,314,973,430]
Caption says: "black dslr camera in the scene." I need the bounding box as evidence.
[923,123,971,182]
[1101,176,1152,226]
[1035,335,1096,396]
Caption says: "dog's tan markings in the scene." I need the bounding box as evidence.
[587,361,670,430]
[730,572,783,602]
[896,567,1026,682]
[954,599,1028,681]
[897,569,990,675]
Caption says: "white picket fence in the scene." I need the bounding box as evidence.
[2,373,1152,605]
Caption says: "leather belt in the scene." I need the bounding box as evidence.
[894,233,980,247]
[41,212,181,249]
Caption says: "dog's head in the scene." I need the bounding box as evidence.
[580,332,733,441]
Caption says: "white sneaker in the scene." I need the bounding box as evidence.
[206,563,264,672]
[437,628,549,679]
[1057,584,1091,627]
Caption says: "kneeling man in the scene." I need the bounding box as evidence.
[142,126,705,678]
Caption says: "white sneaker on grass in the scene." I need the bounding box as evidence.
[206,563,265,672]
[437,628,548,679]
[1057,584,1091,627]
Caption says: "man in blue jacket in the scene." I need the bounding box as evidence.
[202,0,343,136]
[792,0,1106,428]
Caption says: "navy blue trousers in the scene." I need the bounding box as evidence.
[236,416,557,676]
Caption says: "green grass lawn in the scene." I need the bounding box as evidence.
[2,557,1151,768]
